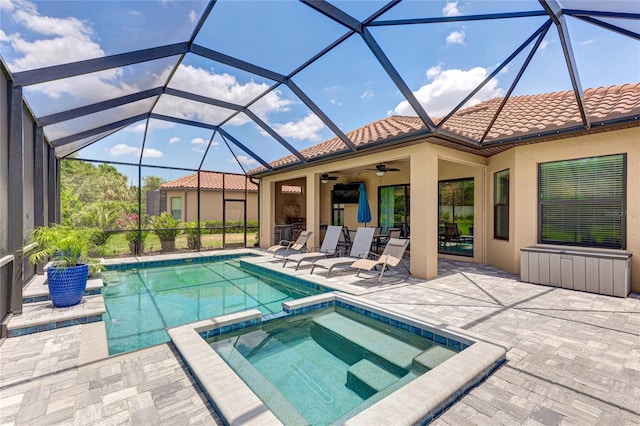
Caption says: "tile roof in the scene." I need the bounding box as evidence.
[161,171,302,193]
[252,83,640,173]
[161,172,257,191]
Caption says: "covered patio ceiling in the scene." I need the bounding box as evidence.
[1,0,638,180]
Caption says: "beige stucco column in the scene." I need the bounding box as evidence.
[410,147,439,279]
[259,179,276,247]
[305,173,320,250]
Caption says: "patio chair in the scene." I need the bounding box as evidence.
[374,227,401,253]
[267,230,312,258]
[350,238,410,281]
[439,223,461,247]
[336,226,352,256]
[282,225,342,270]
[310,227,375,277]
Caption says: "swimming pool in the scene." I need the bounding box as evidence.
[169,293,508,425]
[209,307,458,425]
[102,259,323,354]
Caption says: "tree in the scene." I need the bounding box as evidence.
[142,175,165,193]
[61,160,135,204]
[60,159,137,227]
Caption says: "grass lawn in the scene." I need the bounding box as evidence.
[99,231,258,257]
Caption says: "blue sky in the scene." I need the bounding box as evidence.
[1,0,638,183]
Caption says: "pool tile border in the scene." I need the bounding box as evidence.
[240,260,332,294]
[104,252,257,271]
[23,287,102,304]
[169,293,509,426]
[7,314,103,338]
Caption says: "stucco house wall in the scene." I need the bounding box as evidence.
[511,127,639,290]
[162,189,258,222]
[259,126,640,292]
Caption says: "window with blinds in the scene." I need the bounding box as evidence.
[538,154,626,249]
[494,169,510,240]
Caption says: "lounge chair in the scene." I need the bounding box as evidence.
[282,226,342,269]
[350,238,410,281]
[267,230,312,258]
[310,227,376,277]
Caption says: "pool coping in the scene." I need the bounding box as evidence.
[168,293,509,425]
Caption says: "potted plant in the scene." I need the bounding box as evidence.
[118,212,148,255]
[183,221,201,250]
[151,212,181,252]
[27,225,103,308]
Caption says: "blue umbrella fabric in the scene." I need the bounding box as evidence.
[357,182,372,226]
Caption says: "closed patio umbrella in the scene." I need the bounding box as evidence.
[357,182,372,226]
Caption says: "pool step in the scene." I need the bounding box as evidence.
[347,359,399,399]
[312,312,423,373]
[413,344,458,372]
[23,275,103,304]
[6,294,106,337]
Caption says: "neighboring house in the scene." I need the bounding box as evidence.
[160,172,304,224]
[253,83,640,294]
[160,172,259,223]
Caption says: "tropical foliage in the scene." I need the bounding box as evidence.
[151,212,181,242]
[27,225,104,274]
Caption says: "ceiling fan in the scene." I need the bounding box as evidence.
[320,173,339,184]
[366,163,400,177]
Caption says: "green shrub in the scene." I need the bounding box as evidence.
[183,221,200,249]
[151,212,181,242]
[27,225,104,275]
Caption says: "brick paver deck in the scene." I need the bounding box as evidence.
[1,258,638,425]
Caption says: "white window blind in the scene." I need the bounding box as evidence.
[539,154,625,249]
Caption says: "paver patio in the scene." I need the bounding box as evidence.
[1,259,638,425]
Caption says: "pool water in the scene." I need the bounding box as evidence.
[102,260,322,354]
[209,307,458,425]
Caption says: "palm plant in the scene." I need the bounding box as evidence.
[28,225,102,272]
[27,225,104,307]
[151,212,181,252]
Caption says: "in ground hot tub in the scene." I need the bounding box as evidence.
[169,293,508,425]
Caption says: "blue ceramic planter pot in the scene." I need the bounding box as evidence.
[47,264,88,307]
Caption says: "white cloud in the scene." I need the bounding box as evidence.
[108,143,162,158]
[142,148,163,158]
[126,120,175,133]
[189,10,197,24]
[446,30,465,46]
[169,136,180,144]
[539,39,552,51]
[1,0,15,11]
[393,66,504,118]
[109,143,139,156]
[191,137,207,145]
[154,64,292,126]
[426,65,443,79]
[235,155,258,167]
[7,2,104,71]
[4,0,145,114]
[580,39,595,46]
[128,10,141,16]
[442,1,461,17]
[0,29,9,41]
[361,90,374,99]
[189,138,220,151]
[271,113,325,141]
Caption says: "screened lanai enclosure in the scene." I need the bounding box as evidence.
[1,1,639,322]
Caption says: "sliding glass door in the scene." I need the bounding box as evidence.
[438,178,474,256]
[378,184,410,236]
